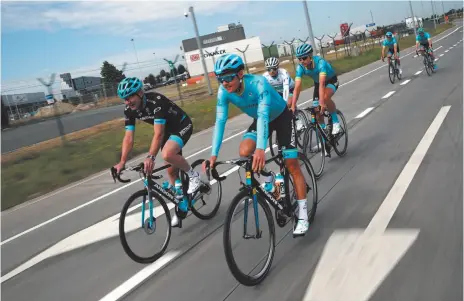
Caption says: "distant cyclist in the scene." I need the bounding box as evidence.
[381,32,403,75]
[262,57,295,103]
[204,53,310,236]
[291,43,341,135]
[416,27,437,70]
[114,77,200,227]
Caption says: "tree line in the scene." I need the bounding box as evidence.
[99,61,187,87]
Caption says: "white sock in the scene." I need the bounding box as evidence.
[297,199,307,220]
[187,167,198,178]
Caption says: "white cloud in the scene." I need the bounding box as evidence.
[2,1,245,38]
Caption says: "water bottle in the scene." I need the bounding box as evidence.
[261,174,275,193]
[275,173,285,199]
[175,179,188,212]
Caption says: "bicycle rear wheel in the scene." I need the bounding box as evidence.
[425,55,433,76]
[119,190,172,263]
[189,159,222,219]
[223,190,275,286]
[303,124,325,179]
[395,60,402,80]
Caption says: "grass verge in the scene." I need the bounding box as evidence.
[1,23,454,211]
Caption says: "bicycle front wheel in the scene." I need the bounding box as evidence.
[388,62,396,84]
[223,190,275,286]
[330,109,348,157]
[119,190,172,263]
[303,124,325,179]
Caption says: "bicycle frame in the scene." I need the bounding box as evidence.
[209,152,296,239]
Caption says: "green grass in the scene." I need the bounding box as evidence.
[1,23,454,211]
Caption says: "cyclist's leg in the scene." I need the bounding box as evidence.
[322,78,341,134]
[161,117,199,193]
[274,107,308,234]
[239,119,258,157]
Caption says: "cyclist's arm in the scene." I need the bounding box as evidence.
[282,69,290,102]
[415,36,420,51]
[427,34,432,48]
[393,39,398,56]
[381,45,385,58]
[291,65,304,109]
[256,81,272,151]
[121,114,136,164]
[211,89,229,157]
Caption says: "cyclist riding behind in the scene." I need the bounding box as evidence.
[381,32,403,75]
[114,77,200,227]
[204,53,310,236]
[416,27,437,70]
[262,57,295,104]
[290,43,341,135]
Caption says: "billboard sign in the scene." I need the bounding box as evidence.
[340,23,349,37]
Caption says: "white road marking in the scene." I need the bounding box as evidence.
[3,26,460,246]
[382,91,396,99]
[445,50,449,52]
[355,107,374,119]
[435,58,439,61]
[440,54,444,57]
[435,45,443,51]
[400,79,411,86]
[413,55,418,58]
[415,70,423,75]
[450,47,454,49]
[303,106,451,301]
[99,251,180,301]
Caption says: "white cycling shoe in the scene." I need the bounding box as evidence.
[187,173,201,194]
[293,219,309,236]
[171,214,179,227]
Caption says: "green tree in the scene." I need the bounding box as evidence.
[143,77,149,84]
[177,64,186,74]
[165,72,171,80]
[159,69,167,78]
[156,75,162,83]
[100,61,125,84]
[148,74,156,86]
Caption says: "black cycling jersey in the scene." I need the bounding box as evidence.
[124,92,188,133]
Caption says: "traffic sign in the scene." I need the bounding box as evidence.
[366,23,376,27]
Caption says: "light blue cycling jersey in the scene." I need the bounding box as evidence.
[416,32,431,44]
[211,74,287,156]
[382,37,398,48]
[295,56,336,83]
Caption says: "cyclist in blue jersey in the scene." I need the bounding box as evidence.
[290,43,341,136]
[381,32,403,75]
[114,77,200,227]
[204,53,310,235]
[415,27,437,70]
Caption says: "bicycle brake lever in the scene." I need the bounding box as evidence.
[110,167,117,183]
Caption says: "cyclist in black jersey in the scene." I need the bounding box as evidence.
[113,77,200,227]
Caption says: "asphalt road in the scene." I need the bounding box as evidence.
[1,103,125,153]
[1,24,462,301]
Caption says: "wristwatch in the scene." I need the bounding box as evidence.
[146,155,156,161]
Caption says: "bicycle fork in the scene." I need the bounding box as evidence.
[243,171,262,239]
[141,179,156,233]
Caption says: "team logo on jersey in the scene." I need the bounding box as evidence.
[153,107,162,114]
[157,96,161,99]
[179,123,192,136]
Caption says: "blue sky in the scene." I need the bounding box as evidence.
[1,0,461,95]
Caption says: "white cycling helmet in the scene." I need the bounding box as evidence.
[265,57,279,69]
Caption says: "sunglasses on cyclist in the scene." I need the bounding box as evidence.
[298,56,310,61]
[216,73,237,83]
[267,67,278,72]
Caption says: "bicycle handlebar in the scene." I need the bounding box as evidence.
[204,156,274,182]
[110,162,165,184]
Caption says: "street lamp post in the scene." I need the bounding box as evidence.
[302,0,317,51]
[187,6,213,95]
[409,0,417,37]
[130,38,142,74]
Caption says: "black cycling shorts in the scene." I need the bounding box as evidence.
[313,76,339,100]
[419,42,432,50]
[243,107,298,159]
[161,116,193,155]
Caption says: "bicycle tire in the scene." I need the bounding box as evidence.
[297,152,318,225]
[223,190,276,286]
[190,159,222,220]
[388,62,395,84]
[396,60,402,80]
[425,55,432,76]
[303,124,325,179]
[330,109,348,157]
[119,189,172,264]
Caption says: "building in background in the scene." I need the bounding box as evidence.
[60,73,112,104]
[1,92,47,120]
[181,23,264,77]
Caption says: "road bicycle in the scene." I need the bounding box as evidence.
[110,159,221,263]
[385,55,402,84]
[207,148,317,286]
[298,99,348,178]
[417,47,435,76]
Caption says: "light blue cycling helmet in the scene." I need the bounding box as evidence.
[386,31,393,37]
[295,43,313,58]
[417,27,424,33]
[117,77,143,99]
[214,54,244,75]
